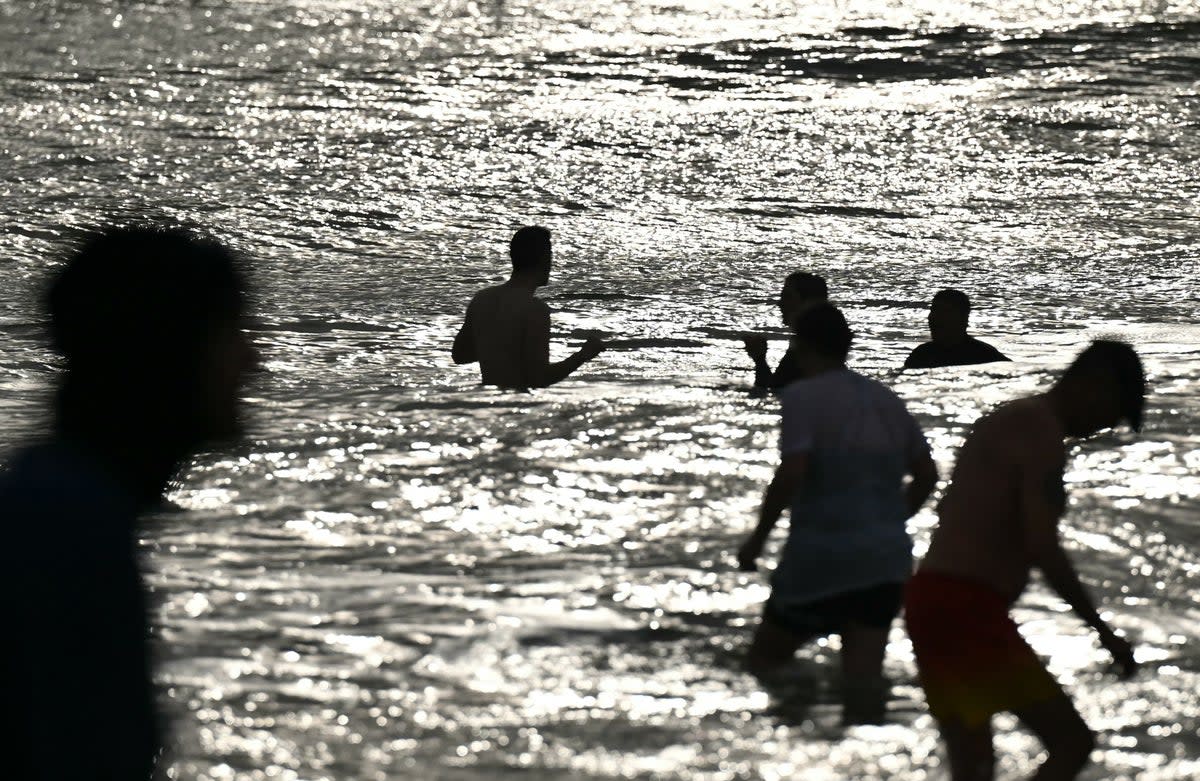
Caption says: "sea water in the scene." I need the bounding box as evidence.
[0,1,1198,778]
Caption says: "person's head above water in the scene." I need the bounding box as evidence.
[789,302,853,376]
[510,225,552,286]
[1050,340,1145,439]
[779,271,828,327]
[928,288,971,343]
[46,224,256,500]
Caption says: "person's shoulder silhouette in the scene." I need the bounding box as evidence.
[904,336,1007,370]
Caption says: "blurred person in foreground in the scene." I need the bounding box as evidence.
[906,341,1144,780]
[903,288,1008,370]
[737,303,937,724]
[741,271,828,394]
[453,225,604,389]
[0,226,257,779]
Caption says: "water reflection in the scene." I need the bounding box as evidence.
[0,0,1198,778]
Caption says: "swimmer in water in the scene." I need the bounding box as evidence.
[903,288,1008,370]
[742,271,828,393]
[453,225,604,390]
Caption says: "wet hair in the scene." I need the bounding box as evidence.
[932,288,970,314]
[509,225,551,272]
[45,225,248,491]
[783,271,828,301]
[1060,340,1146,432]
[791,302,853,362]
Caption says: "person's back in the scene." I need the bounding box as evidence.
[922,397,1056,600]
[453,226,602,389]
[904,336,1008,371]
[773,369,924,600]
[1,442,157,779]
[462,283,550,389]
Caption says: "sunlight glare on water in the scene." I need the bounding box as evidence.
[0,0,1198,779]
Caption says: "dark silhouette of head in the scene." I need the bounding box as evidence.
[780,271,828,327]
[1053,340,1145,438]
[510,225,552,286]
[790,302,853,375]
[45,225,254,502]
[928,288,970,344]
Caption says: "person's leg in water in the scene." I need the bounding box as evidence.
[937,717,995,781]
[839,583,905,724]
[1013,692,1095,781]
[840,621,890,724]
[930,685,1091,780]
[746,616,804,674]
[746,615,821,715]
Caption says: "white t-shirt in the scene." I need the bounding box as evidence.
[772,369,930,604]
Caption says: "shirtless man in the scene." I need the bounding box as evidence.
[905,341,1145,780]
[452,226,604,389]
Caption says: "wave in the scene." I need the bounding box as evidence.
[728,200,916,219]
[540,20,1200,87]
[248,318,394,334]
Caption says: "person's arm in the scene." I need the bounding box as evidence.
[904,414,938,516]
[742,335,773,389]
[523,303,603,388]
[451,303,478,365]
[737,453,807,571]
[906,451,937,517]
[1021,444,1138,677]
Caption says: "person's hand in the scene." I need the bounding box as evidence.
[581,335,605,361]
[741,334,768,362]
[736,533,765,572]
[1100,631,1138,679]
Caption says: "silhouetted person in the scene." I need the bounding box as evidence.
[903,289,1008,370]
[736,304,937,724]
[0,226,256,780]
[453,226,604,389]
[742,271,828,393]
[905,341,1144,780]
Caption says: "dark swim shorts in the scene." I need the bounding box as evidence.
[764,582,905,639]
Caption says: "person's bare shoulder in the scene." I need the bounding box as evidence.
[522,295,551,319]
[987,396,1064,464]
[471,284,505,305]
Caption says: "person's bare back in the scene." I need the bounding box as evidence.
[458,284,550,389]
[452,226,603,390]
[922,396,1065,602]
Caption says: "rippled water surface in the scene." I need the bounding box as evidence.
[2,1,1199,779]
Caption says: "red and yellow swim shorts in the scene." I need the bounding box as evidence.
[905,570,1062,727]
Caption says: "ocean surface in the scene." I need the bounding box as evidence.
[1,1,1199,779]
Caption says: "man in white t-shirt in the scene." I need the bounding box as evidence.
[737,303,938,723]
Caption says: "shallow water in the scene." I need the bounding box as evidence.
[1,1,1199,779]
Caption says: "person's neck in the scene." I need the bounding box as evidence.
[1042,386,1072,437]
[58,432,181,508]
[806,360,846,378]
[932,331,969,347]
[506,273,542,293]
